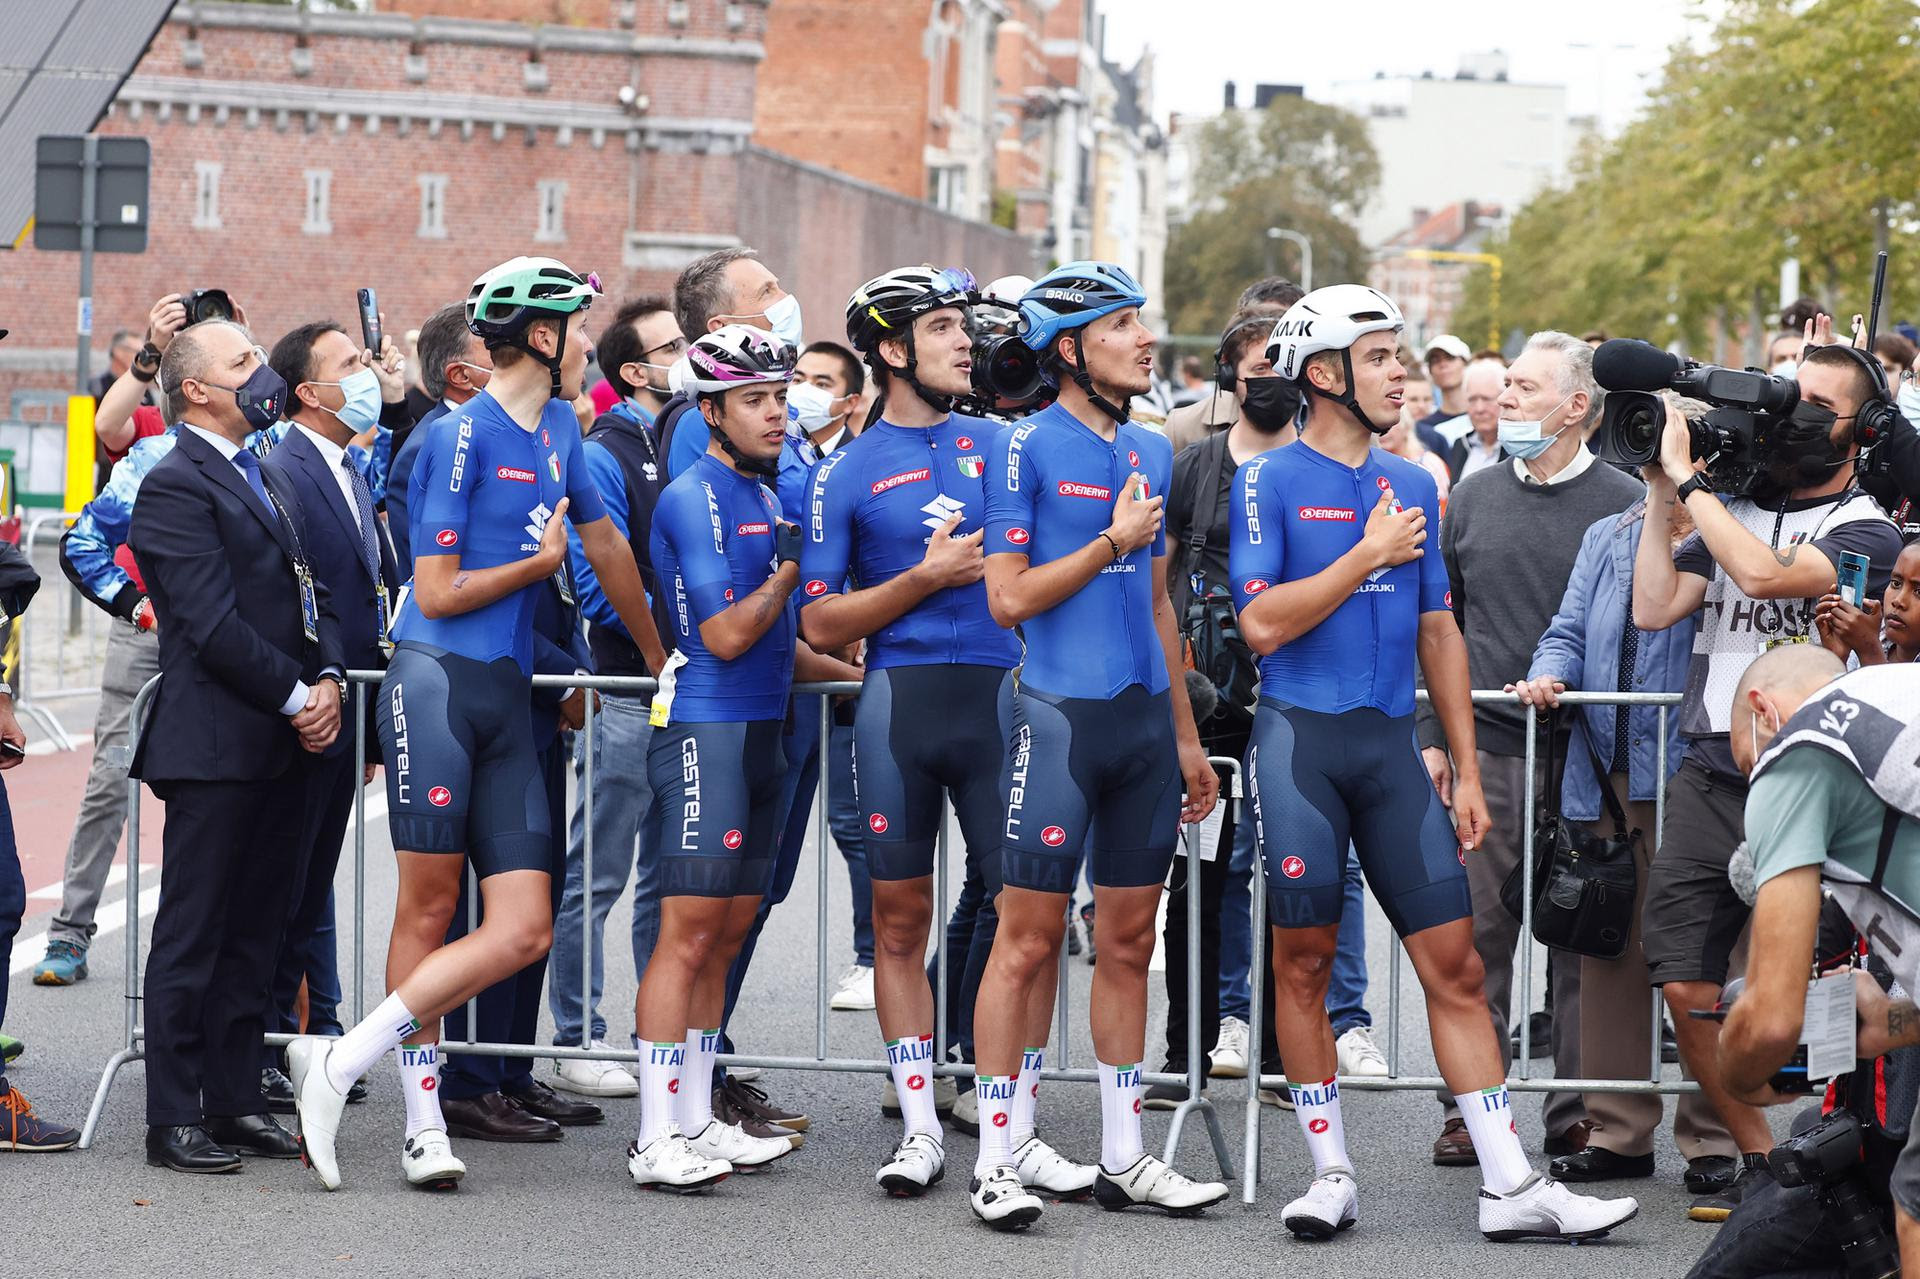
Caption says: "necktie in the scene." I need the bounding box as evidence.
[341,454,380,579]
[1611,605,1640,776]
[232,449,275,514]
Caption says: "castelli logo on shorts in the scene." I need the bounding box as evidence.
[1377,475,1392,491]
[723,829,743,850]
[804,579,827,597]
[1245,579,1270,594]
[496,466,536,484]
[907,1074,925,1091]
[869,813,889,834]
[956,435,974,450]
[1006,527,1030,545]
[872,467,931,495]
[1297,506,1356,522]
[428,786,452,808]
[1057,480,1112,500]
[435,529,458,547]
[1128,449,1140,466]
[1281,855,1306,879]
[992,1112,1008,1127]
[1309,1118,1329,1133]
[1041,825,1066,847]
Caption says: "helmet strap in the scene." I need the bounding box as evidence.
[1304,348,1391,435]
[704,394,780,478]
[1070,332,1129,425]
[510,315,567,400]
[888,327,954,414]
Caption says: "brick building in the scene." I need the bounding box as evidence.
[0,0,1035,500]
[1370,201,1504,349]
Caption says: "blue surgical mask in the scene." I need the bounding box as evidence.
[786,381,842,433]
[309,365,383,433]
[1497,393,1573,460]
[764,293,804,348]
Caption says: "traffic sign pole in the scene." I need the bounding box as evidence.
[76,134,97,395]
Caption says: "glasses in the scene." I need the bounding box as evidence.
[642,335,689,360]
[935,266,977,295]
[583,270,603,295]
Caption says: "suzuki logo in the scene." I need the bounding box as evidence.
[920,493,967,531]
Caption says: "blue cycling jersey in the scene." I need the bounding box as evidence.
[391,391,607,674]
[983,402,1171,699]
[1228,440,1449,718]
[802,412,1020,672]
[651,452,796,722]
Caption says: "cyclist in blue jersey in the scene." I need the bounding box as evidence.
[1232,285,1636,1243]
[971,262,1225,1229]
[290,257,666,1194]
[629,325,835,1190]
[802,267,1091,1202]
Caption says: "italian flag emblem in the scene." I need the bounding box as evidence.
[957,455,984,479]
[547,453,561,483]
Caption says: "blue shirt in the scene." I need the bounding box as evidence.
[1229,440,1449,718]
[803,413,1019,672]
[390,392,606,674]
[651,453,796,722]
[567,435,637,641]
[983,402,1172,699]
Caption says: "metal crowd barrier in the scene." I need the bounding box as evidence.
[79,673,1690,1211]
[13,510,108,750]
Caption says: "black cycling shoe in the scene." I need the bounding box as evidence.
[1684,1154,1738,1197]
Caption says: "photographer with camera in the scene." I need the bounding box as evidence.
[1632,342,1905,1219]
[1708,647,1920,1277]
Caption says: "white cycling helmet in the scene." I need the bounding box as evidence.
[1266,284,1406,432]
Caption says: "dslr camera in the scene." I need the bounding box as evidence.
[180,288,237,326]
[957,290,1046,418]
[1592,338,1799,497]
[1769,1111,1901,1279]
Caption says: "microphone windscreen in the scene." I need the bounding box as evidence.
[1593,338,1682,393]
[1184,668,1220,725]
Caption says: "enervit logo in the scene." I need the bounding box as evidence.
[428,786,452,808]
[1298,506,1356,522]
[722,829,743,850]
[956,435,974,450]
[871,467,930,495]
[736,522,770,535]
[435,529,458,547]
[1006,527,1030,545]
[678,737,702,851]
[869,813,889,834]
[1281,855,1306,879]
[448,416,474,491]
[920,493,965,531]
[1041,825,1066,847]
[1057,481,1112,500]
[804,579,828,597]
[496,466,535,483]
[1245,579,1270,594]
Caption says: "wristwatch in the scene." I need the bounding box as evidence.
[131,597,156,632]
[131,342,162,382]
[319,671,348,701]
[1675,474,1712,504]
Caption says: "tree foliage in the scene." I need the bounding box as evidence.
[1163,97,1378,338]
[1452,0,1920,357]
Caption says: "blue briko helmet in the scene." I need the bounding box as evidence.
[1016,261,1147,355]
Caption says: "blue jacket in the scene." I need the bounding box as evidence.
[1528,501,1694,822]
[384,400,452,583]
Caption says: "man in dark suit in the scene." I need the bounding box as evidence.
[260,321,404,1106]
[129,320,345,1173]
[385,303,492,581]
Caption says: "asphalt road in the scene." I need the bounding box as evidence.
[3,760,1779,1278]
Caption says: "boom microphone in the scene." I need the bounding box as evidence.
[1593,338,1684,392]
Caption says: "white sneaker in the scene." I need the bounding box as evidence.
[552,1040,640,1097]
[1282,1168,1358,1239]
[1335,1026,1389,1079]
[401,1127,465,1190]
[877,1131,946,1197]
[970,1164,1044,1231]
[687,1118,792,1170]
[829,964,877,1011]
[627,1131,731,1193]
[287,1035,349,1191]
[1211,1016,1250,1079]
[1479,1172,1639,1242]
[1012,1134,1097,1199]
[951,1086,980,1135]
[882,1072,958,1116]
[728,1065,762,1083]
[1092,1153,1229,1216]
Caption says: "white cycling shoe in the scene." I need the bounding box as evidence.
[687,1118,791,1171]
[1092,1153,1229,1216]
[627,1131,731,1193]
[1479,1172,1639,1242]
[970,1164,1044,1231]
[876,1131,946,1197]
[1012,1134,1097,1199]
[1282,1168,1358,1239]
[401,1128,465,1191]
[287,1035,349,1192]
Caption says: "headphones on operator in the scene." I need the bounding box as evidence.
[1214,315,1275,397]
[1818,343,1901,448]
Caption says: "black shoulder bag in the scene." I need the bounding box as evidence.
[1500,710,1641,959]
[1178,437,1258,731]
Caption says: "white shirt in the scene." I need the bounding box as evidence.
[1513,442,1598,488]
[1457,432,1501,479]
[295,422,362,532]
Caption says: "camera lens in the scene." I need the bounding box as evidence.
[977,335,1043,403]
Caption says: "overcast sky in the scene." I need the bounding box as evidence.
[1097,0,1718,135]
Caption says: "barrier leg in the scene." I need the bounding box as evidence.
[1163,762,1234,1179]
[80,714,153,1149]
[1241,791,1266,1204]
[815,696,831,1062]
[352,690,366,1023]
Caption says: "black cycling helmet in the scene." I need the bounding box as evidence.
[845,265,977,412]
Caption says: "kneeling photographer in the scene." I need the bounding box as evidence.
[1617,336,1905,1214]
[1709,650,1920,1277]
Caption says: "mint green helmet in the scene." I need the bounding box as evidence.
[463,256,600,398]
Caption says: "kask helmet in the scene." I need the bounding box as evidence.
[1017,261,1148,423]
[684,324,797,395]
[464,256,600,400]
[845,266,977,355]
[1265,285,1406,433]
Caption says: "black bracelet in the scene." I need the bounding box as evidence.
[1099,531,1123,561]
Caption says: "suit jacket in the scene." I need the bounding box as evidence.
[128,426,345,783]
[265,425,400,761]
[386,399,453,583]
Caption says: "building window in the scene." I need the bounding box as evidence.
[192,161,221,230]
[303,169,333,235]
[535,179,566,242]
[418,173,447,239]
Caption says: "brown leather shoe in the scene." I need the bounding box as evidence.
[715,1079,804,1148]
[505,1080,603,1127]
[1432,1116,1478,1166]
[718,1076,809,1133]
[441,1091,562,1143]
[1544,1119,1593,1158]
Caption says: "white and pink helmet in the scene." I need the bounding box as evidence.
[682,323,796,396]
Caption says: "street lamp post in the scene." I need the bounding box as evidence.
[1405,249,1502,352]
[1264,227,1312,292]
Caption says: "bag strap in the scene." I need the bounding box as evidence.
[1579,718,1632,836]
[1872,806,1901,891]
[1184,433,1232,560]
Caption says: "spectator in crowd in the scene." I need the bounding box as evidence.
[1403,372,1435,421]
[1417,334,1473,439]
[661,247,805,478]
[1582,331,1609,349]
[547,294,683,1100]
[1815,537,1920,667]
[258,321,405,1110]
[1402,372,1449,458]
[1162,277,1303,454]
[132,319,343,1172]
[94,330,142,402]
[1445,359,1507,482]
[1172,354,1210,407]
[0,532,79,1152]
[1768,297,1827,375]
[1873,332,1916,392]
[385,303,492,580]
[1419,330,1643,1166]
[794,340,864,454]
[1380,406,1452,511]
[94,294,197,469]
[1508,442,1740,1192]
[1632,343,1904,1219]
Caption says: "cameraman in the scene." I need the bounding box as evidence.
[1718,647,1920,1274]
[1634,345,1904,1218]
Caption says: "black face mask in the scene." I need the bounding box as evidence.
[1241,376,1302,434]
[1763,401,1851,491]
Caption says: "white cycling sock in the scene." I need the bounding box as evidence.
[636,1040,684,1147]
[1287,1076,1351,1174]
[396,1043,445,1139]
[1009,1046,1044,1147]
[675,1027,720,1134]
[327,991,420,1091]
[1459,1085,1533,1194]
[886,1034,941,1140]
[1098,1059,1145,1172]
[973,1074,1017,1176]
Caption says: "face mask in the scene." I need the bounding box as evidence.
[1765,400,1850,488]
[203,361,287,432]
[454,360,492,390]
[763,293,804,348]
[1497,393,1573,460]
[1772,358,1799,378]
[1240,376,1301,433]
[308,365,382,433]
[1898,380,1920,425]
[786,381,843,433]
